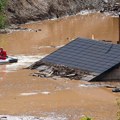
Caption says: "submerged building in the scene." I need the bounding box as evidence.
[31,38,120,81]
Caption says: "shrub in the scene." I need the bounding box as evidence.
[0,0,7,28]
[0,15,6,28]
[0,0,7,12]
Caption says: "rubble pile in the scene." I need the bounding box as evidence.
[29,61,90,80]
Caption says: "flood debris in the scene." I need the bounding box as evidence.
[0,25,42,34]
[29,61,90,80]
[79,83,116,88]
[0,115,68,120]
[112,88,120,92]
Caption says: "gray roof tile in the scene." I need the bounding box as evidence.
[41,38,120,81]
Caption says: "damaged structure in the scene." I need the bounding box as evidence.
[30,38,120,81]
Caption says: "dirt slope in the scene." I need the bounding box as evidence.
[6,0,120,24]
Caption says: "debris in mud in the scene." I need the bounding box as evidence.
[79,83,116,88]
[101,40,112,43]
[112,88,120,92]
[29,61,90,80]
[0,115,68,120]
[0,25,42,34]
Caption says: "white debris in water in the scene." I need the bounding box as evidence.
[20,91,51,96]
[103,0,108,3]
[0,116,35,120]
[40,91,50,95]
[0,115,68,120]
[79,84,109,88]
[3,55,45,72]
[20,92,38,96]
[38,46,54,49]
[79,10,96,15]
[79,84,93,88]
[38,45,64,49]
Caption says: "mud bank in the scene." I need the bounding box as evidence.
[7,0,120,24]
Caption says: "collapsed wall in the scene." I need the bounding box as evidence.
[6,0,120,24]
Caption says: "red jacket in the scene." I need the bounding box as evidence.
[0,51,7,60]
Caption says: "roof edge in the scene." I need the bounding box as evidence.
[90,62,120,81]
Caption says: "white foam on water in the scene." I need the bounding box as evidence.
[79,84,107,88]
[20,91,51,96]
[20,92,38,96]
[2,55,46,72]
[38,45,64,49]
[0,115,68,120]
[40,91,50,95]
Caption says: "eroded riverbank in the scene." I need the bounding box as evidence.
[7,0,120,24]
[0,13,120,120]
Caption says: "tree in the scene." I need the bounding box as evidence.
[0,0,7,28]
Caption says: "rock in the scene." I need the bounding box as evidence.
[0,29,9,34]
[6,0,120,24]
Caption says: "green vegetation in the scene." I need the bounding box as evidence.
[0,0,7,12]
[80,116,93,120]
[0,0,7,28]
[0,15,6,28]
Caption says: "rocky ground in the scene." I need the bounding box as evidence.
[6,0,120,24]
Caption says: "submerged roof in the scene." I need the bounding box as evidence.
[41,38,120,81]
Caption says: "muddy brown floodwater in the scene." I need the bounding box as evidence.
[0,13,120,120]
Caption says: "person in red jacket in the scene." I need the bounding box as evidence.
[0,48,7,60]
